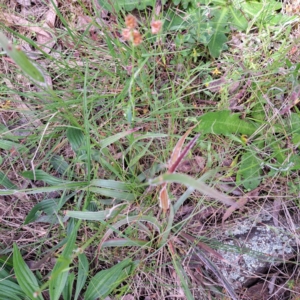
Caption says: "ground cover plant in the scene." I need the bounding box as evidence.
[0,0,300,299]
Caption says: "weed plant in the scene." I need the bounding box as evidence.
[0,0,300,299]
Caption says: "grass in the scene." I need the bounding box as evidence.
[0,0,300,299]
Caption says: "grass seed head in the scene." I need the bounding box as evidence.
[125,15,137,29]
[151,20,163,34]
[132,30,142,46]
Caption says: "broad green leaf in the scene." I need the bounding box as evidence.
[207,7,229,57]
[50,155,69,175]
[196,110,257,136]
[0,279,27,300]
[74,253,89,300]
[49,227,77,300]
[62,272,75,300]
[13,243,44,300]
[21,170,70,185]
[237,151,262,190]
[66,127,85,154]
[97,0,166,12]
[290,113,300,146]
[24,195,70,224]
[65,209,120,221]
[290,154,300,171]
[85,259,134,300]
[229,7,248,30]
[0,171,17,189]
[0,139,26,151]
[164,10,188,31]
[0,32,44,82]
[90,179,131,191]
[241,1,264,17]
[150,173,235,206]
[0,181,89,196]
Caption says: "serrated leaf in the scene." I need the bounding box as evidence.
[196,110,257,136]
[21,170,70,185]
[74,253,89,300]
[0,32,44,82]
[237,151,262,190]
[13,244,44,300]
[85,259,133,300]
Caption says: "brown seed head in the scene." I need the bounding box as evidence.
[151,20,163,34]
[125,15,137,29]
[132,30,142,46]
[122,28,131,41]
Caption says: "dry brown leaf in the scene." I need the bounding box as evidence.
[159,183,169,212]
[168,133,200,173]
[76,15,99,32]
[168,125,195,171]
[2,4,57,54]
[177,156,205,174]
[16,0,31,7]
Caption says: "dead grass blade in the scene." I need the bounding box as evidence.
[168,125,196,171]
[222,187,261,225]
[159,183,169,211]
[159,127,200,212]
[168,133,201,173]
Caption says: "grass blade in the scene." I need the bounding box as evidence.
[49,224,78,300]
[99,127,141,150]
[74,253,89,300]
[150,173,235,206]
[0,171,17,189]
[13,243,44,300]
[0,279,27,300]
[168,242,194,300]
[84,259,134,300]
